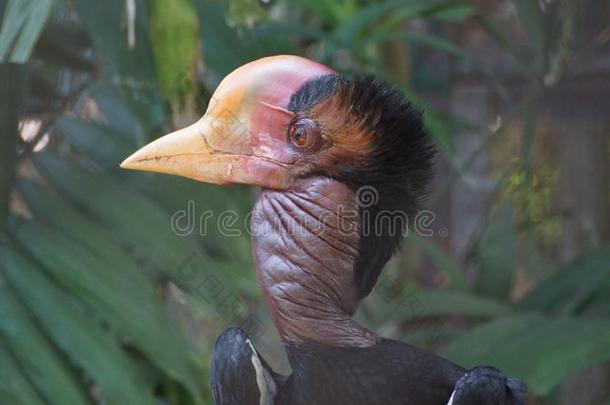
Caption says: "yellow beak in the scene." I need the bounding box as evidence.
[120,117,291,188]
[120,55,334,189]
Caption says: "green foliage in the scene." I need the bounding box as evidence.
[475,202,517,300]
[0,63,25,228]
[409,290,512,319]
[519,247,610,316]
[411,235,469,291]
[222,0,268,28]
[1,247,158,404]
[0,0,54,62]
[443,314,610,396]
[150,0,199,108]
[501,166,561,245]
[0,340,45,404]
[0,1,220,402]
[1,0,608,403]
[0,282,88,404]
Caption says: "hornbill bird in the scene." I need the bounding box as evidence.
[121,55,526,405]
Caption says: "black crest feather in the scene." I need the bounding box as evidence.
[289,74,435,298]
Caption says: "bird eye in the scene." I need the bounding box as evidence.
[288,118,321,152]
[292,128,306,146]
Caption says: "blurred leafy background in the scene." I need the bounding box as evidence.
[0,0,609,404]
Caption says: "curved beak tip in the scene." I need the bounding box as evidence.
[119,157,132,170]
[119,152,145,171]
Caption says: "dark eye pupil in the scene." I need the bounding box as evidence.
[288,118,320,151]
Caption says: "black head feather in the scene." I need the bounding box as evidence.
[288,74,435,298]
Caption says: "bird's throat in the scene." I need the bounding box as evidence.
[251,177,378,348]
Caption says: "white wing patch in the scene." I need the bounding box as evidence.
[446,389,455,405]
[247,338,277,405]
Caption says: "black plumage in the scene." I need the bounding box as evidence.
[211,328,281,405]
[212,328,527,405]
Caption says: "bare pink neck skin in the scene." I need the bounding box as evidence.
[250,177,378,348]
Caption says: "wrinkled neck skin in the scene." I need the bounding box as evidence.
[251,177,378,348]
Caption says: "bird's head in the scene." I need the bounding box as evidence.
[122,55,434,300]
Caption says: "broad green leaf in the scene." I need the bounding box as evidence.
[33,151,204,271]
[443,313,541,365]
[127,174,255,282]
[85,82,150,142]
[72,0,167,138]
[371,1,475,36]
[31,21,94,71]
[0,339,44,405]
[32,152,251,289]
[0,281,88,404]
[519,89,541,223]
[194,0,263,78]
[150,0,198,107]
[8,0,53,62]
[54,117,134,168]
[376,2,438,31]
[475,202,517,300]
[289,0,353,25]
[411,236,469,291]
[519,247,610,314]
[47,111,252,229]
[223,0,267,27]
[18,179,139,263]
[0,247,156,404]
[582,284,610,317]
[367,289,510,326]
[11,221,206,402]
[194,0,295,78]
[397,31,466,55]
[252,23,325,42]
[413,290,511,319]
[72,0,154,81]
[0,0,54,63]
[122,159,252,218]
[0,63,26,228]
[21,177,254,306]
[333,0,402,44]
[425,4,476,21]
[443,314,610,396]
[519,238,553,281]
[403,324,463,347]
